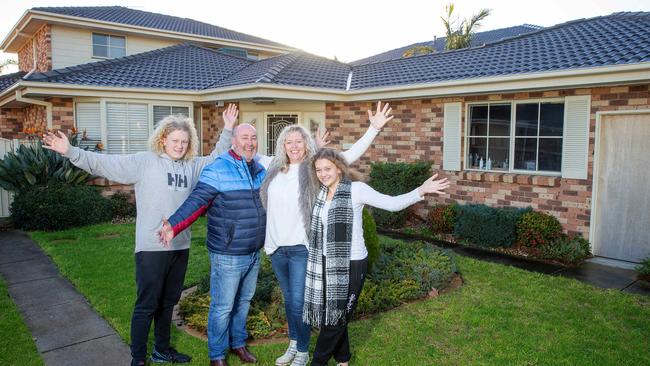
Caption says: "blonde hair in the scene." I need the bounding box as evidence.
[148,115,200,160]
[269,124,318,173]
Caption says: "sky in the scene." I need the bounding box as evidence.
[1,0,648,63]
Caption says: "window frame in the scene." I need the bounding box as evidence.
[464,98,565,176]
[91,33,127,59]
[73,99,194,154]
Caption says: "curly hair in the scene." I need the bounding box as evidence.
[148,114,200,160]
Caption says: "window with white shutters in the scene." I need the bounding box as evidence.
[75,102,102,151]
[106,102,148,154]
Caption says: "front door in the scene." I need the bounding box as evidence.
[593,112,650,262]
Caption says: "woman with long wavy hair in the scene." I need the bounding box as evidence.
[258,102,394,366]
[304,148,449,366]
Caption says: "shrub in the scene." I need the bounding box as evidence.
[454,204,530,248]
[368,161,432,228]
[516,211,563,251]
[363,208,380,271]
[635,256,650,281]
[539,235,591,264]
[179,236,457,339]
[429,203,457,233]
[10,183,113,231]
[109,192,136,219]
[0,131,98,193]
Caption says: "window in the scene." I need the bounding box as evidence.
[514,102,564,172]
[153,106,190,128]
[92,33,126,58]
[75,102,193,155]
[467,104,511,171]
[466,101,565,173]
[217,47,248,59]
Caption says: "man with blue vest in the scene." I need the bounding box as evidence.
[161,123,266,366]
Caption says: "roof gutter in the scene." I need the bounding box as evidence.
[15,89,52,129]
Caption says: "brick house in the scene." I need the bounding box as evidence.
[1,7,649,263]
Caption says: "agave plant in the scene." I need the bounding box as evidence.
[0,131,99,193]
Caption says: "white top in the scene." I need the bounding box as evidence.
[321,182,423,260]
[263,126,380,255]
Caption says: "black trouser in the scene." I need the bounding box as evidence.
[311,257,368,366]
[130,249,189,360]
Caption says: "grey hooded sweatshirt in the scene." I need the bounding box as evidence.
[63,129,232,252]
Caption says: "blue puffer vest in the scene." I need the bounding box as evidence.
[182,150,267,255]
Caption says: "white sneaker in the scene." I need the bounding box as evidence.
[290,351,309,366]
[275,340,297,366]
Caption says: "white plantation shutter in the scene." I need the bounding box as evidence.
[107,102,149,154]
[562,95,591,179]
[153,106,189,129]
[75,102,101,150]
[443,102,462,171]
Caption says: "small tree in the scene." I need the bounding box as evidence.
[441,3,491,50]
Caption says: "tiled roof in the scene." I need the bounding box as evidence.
[16,12,650,93]
[350,12,650,89]
[351,24,542,66]
[0,71,26,94]
[32,6,290,49]
[24,44,252,90]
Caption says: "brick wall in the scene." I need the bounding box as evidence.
[325,84,650,237]
[17,25,52,72]
[0,108,25,139]
[200,102,237,155]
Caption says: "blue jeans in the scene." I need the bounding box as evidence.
[208,251,261,361]
[270,245,311,352]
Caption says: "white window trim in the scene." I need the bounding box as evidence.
[464,98,565,176]
[91,32,128,60]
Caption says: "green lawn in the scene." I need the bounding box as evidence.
[0,276,44,366]
[30,218,650,366]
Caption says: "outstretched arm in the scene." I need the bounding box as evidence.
[341,101,394,164]
[43,131,142,184]
[355,174,449,212]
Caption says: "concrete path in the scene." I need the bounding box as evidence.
[0,230,131,366]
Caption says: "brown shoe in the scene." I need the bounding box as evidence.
[210,360,228,366]
[231,346,257,363]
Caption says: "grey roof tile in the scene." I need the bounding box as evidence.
[32,6,290,49]
[0,71,25,94]
[351,24,543,66]
[350,12,650,89]
[23,44,252,90]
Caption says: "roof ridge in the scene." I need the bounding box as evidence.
[31,6,292,50]
[255,52,303,83]
[0,70,26,80]
[24,43,196,81]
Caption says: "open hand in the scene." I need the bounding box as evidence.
[418,174,450,196]
[159,219,174,247]
[222,103,239,130]
[42,131,71,155]
[367,101,394,130]
[315,128,331,148]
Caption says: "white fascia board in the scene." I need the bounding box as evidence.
[19,83,200,102]
[0,10,34,51]
[25,11,295,54]
[346,63,650,101]
[199,84,347,102]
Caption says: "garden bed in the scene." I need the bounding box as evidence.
[178,235,459,340]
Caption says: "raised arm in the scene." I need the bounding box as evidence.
[43,131,142,184]
[193,103,238,171]
[341,101,394,164]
